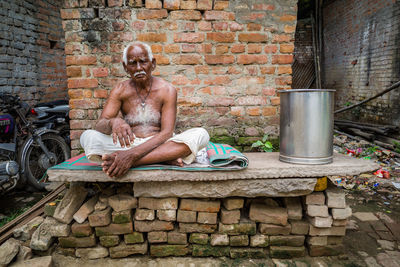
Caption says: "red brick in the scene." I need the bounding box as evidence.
[230,106,244,116]
[264,45,278,54]
[68,78,98,89]
[272,55,293,64]
[237,55,268,64]
[171,75,190,85]
[262,107,277,116]
[284,25,296,33]
[173,54,202,65]
[229,21,244,31]
[108,0,123,7]
[151,44,163,53]
[275,76,292,85]
[263,88,276,95]
[272,34,292,43]
[280,44,294,53]
[180,199,220,212]
[252,3,275,10]
[145,0,162,9]
[65,44,81,55]
[164,0,180,9]
[215,45,229,54]
[60,9,80,19]
[231,44,245,53]
[68,89,83,99]
[248,44,262,53]
[194,66,209,74]
[280,15,296,21]
[164,44,180,53]
[204,76,231,85]
[198,44,212,53]
[137,33,167,42]
[214,0,229,10]
[198,21,212,31]
[204,11,235,20]
[94,89,108,98]
[207,32,235,43]
[170,10,201,20]
[212,22,228,31]
[65,32,84,42]
[83,89,93,98]
[92,67,109,77]
[181,44,196,53]
[183,22,195,31]
[70,99,101,109]
[237,96,265,105]
[66,66,82,77]
[271,97,280,106]
[278,66,292,74]
[153,54,170,65]
[238,33,268,43]
[174,33,205,43]
[131,21,145,30]
[247,107,261,116]
[205,55,235,65]
[247,23,262,31]
[112,21,125,31]
[197,0,212,10]
[66,56,97,66]
[137,9,168,20]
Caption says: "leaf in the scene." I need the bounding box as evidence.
[262,134,269,143]
[251,141,263,148]
[264,142,273,149]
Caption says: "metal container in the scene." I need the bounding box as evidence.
[279,89,335,164]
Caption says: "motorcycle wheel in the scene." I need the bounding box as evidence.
[22,133,70,190]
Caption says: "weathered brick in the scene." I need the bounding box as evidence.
[71,221,93,237]
[307,205,329,218]
[283,197,303,220]
[309,244,344,257]
[210,234,229,246]
[304,192,325,205]
[179,223,217,233]
[170,10,201,20]
[59,234,96,248]
[309,225,346,236]
[290,220,309,235]
[109,242,148,258]
[66,66,82,77]
[270,246,306,259]
[124,232,144,244]
[259,224,291,235]
[219,221,256,235]
[177,210,197,223]
[138,198,178,210]
[214,0,229,10]
[135,220,174,232]
[164,0,180,9]
[250,235,269,247]
[148,231,168,243]
[249,203,288,225]
[108,194,137,212]
[197,212,218,224]
[180,199,220,213]
[99,235,120,247]
[204,11,235,20]
[134,209,155,221]
[168,231,187,245]
[88,207,112,227]
[230,247,267,259]
[189,233,209,244]
[112,209,132,224]
[145,0,162,9]
[180,0,196,9]
[207,32,235,43]
[95,222,133,236]
[308,216,333,228]
[332,219,347,226]
[150,244,190,256]
[222,198,244,210]
[192,244,229,256]
[331,206,352,220]
[270,235,305,247]
[75,246,109,259]
[230,235,249,246]
[325,187,346,208]
[221,208,240,224]
[306,236,328,246]
[157,210,176,221]
[197,0,212,10]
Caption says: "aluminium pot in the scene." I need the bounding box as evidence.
[279,89,335,164]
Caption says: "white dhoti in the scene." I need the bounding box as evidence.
[80,127,210,164]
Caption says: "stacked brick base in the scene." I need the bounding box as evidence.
[20,182,352,259]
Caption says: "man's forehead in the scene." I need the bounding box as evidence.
[127,44,149,59]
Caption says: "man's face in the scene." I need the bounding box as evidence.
[123,44,155,82]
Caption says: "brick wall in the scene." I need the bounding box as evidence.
[323,0,400,125]
[61,0,298,155]
[0,0,68,103]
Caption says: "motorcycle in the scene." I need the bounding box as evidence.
[30,99,70,146]
[0,93,70,193]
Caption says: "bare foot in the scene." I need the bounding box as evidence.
[165,158,184,167]
[102,153,116,173]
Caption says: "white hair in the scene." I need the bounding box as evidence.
[122,41,153,64]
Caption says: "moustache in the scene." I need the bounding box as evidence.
[133,71,146,77]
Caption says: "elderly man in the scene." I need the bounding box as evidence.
[80,42,209,177]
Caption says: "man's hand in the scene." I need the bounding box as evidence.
[102,151,137,177]
[110,118,135,148]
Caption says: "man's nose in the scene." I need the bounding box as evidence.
[136,61,143,70]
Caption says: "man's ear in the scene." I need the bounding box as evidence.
[151,58,156,71]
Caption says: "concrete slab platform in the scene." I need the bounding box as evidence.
[48,152,379,183]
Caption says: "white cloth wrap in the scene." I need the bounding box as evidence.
[80,127,210,165]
